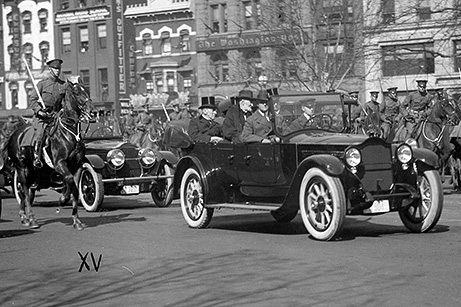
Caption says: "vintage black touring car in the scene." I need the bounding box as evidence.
[169,90,443,241]
[9,120,176,212]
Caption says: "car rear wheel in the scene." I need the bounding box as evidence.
[399,170,443,233]
[180,167,213,228]
[299,168,346,241]
[79,162,104,212]
[151,163,174,207]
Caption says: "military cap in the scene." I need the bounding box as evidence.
[300,98,316,107]
[199,96,217,109]
[435,87,444,92]
[349,91,359,98]
[416,80,428,87]
[370,91,379,96]
[171,99,180,107]
[46,59,63,69]
[387,87,398,92]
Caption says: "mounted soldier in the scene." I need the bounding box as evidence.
[29,59,66,169]
[401,79,433,139]
[381,87,402,142]
[360,91,384,137]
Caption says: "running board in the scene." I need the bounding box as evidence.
[206,203,280,211]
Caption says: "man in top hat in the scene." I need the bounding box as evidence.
[381,87,402,141]
[241,91,279,143]
[223,89,256,143]
[29,58,66,168]
[289,98,318,132]
[188,96,223,143]
[401,79,433,138]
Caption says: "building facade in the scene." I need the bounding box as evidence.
[124,0,197,107]
[363,0,461,102]
[2,0,55,111]
[51,0,136,116]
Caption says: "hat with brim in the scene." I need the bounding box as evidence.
[435,88,444,92]
[300,98,316,108]
[387,87,398,92]
[218,99,232,113]
[46,59,63,69]
[199,96,217,109]
[255,90,269,103]
[236,90,255,101]
[349,91,359,98]
[370,91,379,96]
[416,80,428,87]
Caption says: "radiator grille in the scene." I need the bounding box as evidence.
[360,144,393,192]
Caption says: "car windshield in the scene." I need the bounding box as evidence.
[82,119,123,139]
[271,93,346,136]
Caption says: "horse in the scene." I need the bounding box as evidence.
[414,98,461,182]
[138,121,164,151]
[5,78,95,230]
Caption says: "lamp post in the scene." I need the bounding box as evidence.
[258,74,268,89]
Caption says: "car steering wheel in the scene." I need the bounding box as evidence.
[315,113,334,129]
[90,126,114,137]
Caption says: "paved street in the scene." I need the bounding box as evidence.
[1,185,461,307]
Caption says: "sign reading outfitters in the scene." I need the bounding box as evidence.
[55,6,111,24]
[197,30,303,51]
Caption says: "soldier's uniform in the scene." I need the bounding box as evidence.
[401,80,432,138]
[381,87,401,140]
[121,108,136,139]
[29,59,66,168]
[430,88,445,108]
[360,91,384,136]
[132,105,153,146]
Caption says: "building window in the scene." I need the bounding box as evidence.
[210,51,229,82]
[155,76,163,93]
[38,9,48,32]
[242,48,261,78]
[7,13,13,35]
[62,28,71,53]
[182,72,192,92]
[23,43,33,69]
[382,0,395,24]
[179,30,190,52]
[166,72,175,92]
[161,32,171,54]
[277,48,297,79]
[243,0,261,30]
[96,0,106,4]
[80,70,90,95]
[142,33,153,55]
[382,43,434,76]
[60,0,69,10]
[78,0,87,8]
[39,41,49,67]
[97,24,107,49]
[210,4,227,34]
[454,40,461,72]
[417,0,431,20]
[79,26,89,52]
[99,68,108,101]
[146,81,154,94]
[9,82,19,108]
[22,11,32,34]
[24,81,34,103]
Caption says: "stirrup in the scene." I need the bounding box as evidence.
[33,157,43,169]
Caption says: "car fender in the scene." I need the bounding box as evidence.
[173,154,212,200]
[83,154,105,170]
[272,154,345,223]
[156,150,179,166]
[412,147,439,169]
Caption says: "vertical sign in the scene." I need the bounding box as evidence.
[115,0,126,94]
[11,5,22,72]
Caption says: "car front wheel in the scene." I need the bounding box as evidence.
[399,170,443,233]
[180,167,213,228]
[79,162,104,212]
[151,163,174,207]
[299,167,346,241]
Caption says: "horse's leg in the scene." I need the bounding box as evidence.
[17,167,39,228]
[55,161,84,230]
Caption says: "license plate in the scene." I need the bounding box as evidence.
[363,200,390,214]
[122,185,139,194]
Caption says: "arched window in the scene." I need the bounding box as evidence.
[39,41,50,67]
[23,43,34,69]
[38,9,48,32]
[22,11,32,34]
[179,29,190,52]
[142,33,153,55]
[161,31,171,54]
[6,12,13,35]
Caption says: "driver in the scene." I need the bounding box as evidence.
[289,98,317,131]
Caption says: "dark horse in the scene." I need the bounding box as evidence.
[130,121,164,150]
[6,78,94,230]
[414,98,461,181]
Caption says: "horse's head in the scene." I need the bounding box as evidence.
[65,76,97,121]
[437,98,461,125]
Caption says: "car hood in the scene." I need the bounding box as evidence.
[286,132,370,145]
[85,139,130,150]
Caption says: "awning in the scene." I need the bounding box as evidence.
[177,65,193,72]
[149,56,191,69]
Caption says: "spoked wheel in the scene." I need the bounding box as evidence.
[399,170,443,233]
[180,168,213,228]
[78,163,104,212]
[299,168,346,241]
[151,163,174,207]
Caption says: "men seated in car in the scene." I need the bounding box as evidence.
[288,98,317,131]
[188,96,224,143]
[240,92,280,143]
[222,90,256,143]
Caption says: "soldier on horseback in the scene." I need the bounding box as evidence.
[401,80,433,139]
[29,59,66,169]
[381,87,402,141]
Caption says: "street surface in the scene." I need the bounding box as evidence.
[1,184,461,307]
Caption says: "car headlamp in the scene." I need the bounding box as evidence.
[345,147,361,167]
[107,149,125,169]
[396,144,413,164]
[139,148,157,168]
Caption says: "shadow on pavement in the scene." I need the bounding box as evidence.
[38,213,147,229]
[0,228,36,239]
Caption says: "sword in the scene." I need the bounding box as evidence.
[23,57,45,109]
[161,103,171,121]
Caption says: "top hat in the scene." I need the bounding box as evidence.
[267,88,279,97]
[199,96,217,109]
[46,59,63,69]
